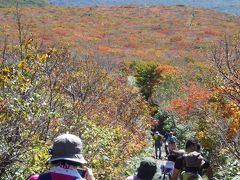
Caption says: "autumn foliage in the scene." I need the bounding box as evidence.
[0,32,151,179]
[166,82,211,119]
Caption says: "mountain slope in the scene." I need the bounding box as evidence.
[1,5,239,65]
[48,0,240,16]
[0,0,49,7]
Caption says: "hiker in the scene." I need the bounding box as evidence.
[171,139,214,180]
[164,130,171,155]
[126,157,160,180]
[160,149,185,179]
[167,132,177,154]
[29,134,95,180]
[153,131,163,159]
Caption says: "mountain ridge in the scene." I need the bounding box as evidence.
[48,0,240,16]
[0,0,49,7]
[1,0,239,16]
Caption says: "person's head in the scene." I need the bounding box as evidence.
[170,131,173,136]
[185,139,198,153]
[167,154,178,163]
[47,134,87,166]
[137,157,157,180]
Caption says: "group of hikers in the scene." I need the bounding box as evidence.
[152,130,177,160]
[28,132,214,180]
[132,129,214,180]
[126,138,214,180]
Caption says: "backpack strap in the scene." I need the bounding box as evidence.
[182,155,186,171]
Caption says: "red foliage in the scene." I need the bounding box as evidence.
[124,43,138,49]
[119,61,129,72]
[40,34,54,41]
[166,82,212,119]
[0,100,6,109]
[204,30,219,36]
[55,29,68,36]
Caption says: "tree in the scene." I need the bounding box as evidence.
[130,61,179,105]
[208,34,240,160]
[211,34,240,105]
[130,61,160,101]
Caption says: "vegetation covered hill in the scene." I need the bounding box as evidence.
[0,0,49,7]
[1,6,239,66]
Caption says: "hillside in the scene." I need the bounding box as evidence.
[48,0,240,16]
[0,0,49,7]
[1,6,239,67]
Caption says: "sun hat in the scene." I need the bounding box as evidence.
[137,157,160,180]
[47,134,87,164]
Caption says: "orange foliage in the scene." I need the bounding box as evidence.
[125,135,148,154]
[155,65,177,74]
[227,118,240,140]
[221,102,240,139]
[97,45,122,54]
[73,33,86,40]
[209,88,240,140]
[87,33,105,41]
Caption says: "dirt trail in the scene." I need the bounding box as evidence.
[152,144,169,168]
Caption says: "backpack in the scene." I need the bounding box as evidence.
[184,151,203,168]
[169,136,176,144]
[181,171,202,180]
[153,134,159,140]
[180,151,203,180]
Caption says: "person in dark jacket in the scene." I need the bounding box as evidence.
[171,139,214,180]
